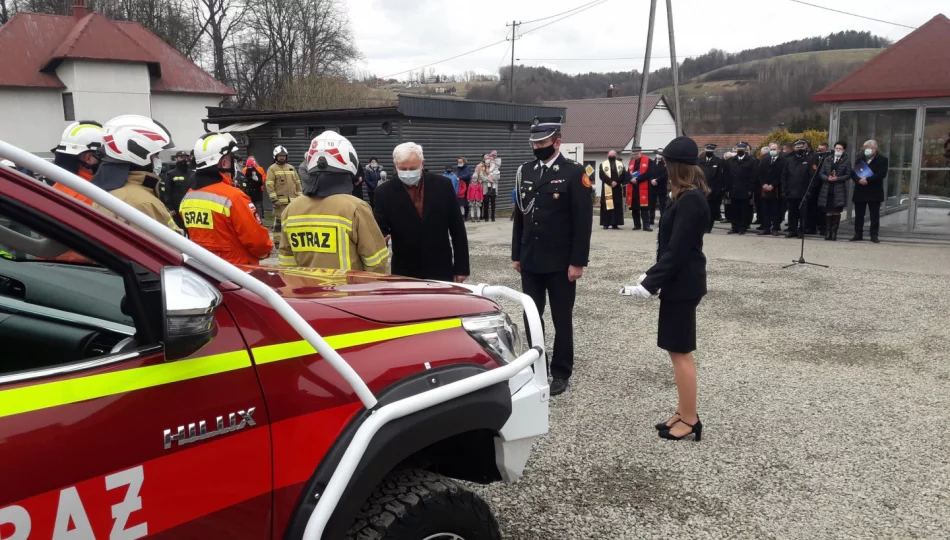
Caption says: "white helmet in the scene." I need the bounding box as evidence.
[102,114,174,167]
[305,131,358,175]
[194,132,239,170]
[54,121,105,156]
[273,145,289,159]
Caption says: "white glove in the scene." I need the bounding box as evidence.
[620,284,652,298]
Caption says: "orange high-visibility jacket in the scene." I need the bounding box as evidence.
[54,167,94,205]
[180,180,273,265]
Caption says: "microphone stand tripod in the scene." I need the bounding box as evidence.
[783,153,829,269]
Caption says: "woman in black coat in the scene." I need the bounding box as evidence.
[818,141,853,241]
[623,136,710,442]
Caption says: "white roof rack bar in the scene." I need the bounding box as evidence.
[0,140,378,410]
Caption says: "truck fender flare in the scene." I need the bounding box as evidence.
[284,363,512,540]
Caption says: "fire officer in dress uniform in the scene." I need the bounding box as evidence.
[698,143,726,233]
[512,117,593,396]
[725,141,757,235]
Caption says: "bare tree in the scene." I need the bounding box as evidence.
[191,0,247,83]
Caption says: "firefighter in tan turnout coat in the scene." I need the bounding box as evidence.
[266,145,302,241]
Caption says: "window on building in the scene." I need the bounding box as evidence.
[278,127,299,138]
[62,93,75,122]
[307,126,326,138]
[340,126,358,136]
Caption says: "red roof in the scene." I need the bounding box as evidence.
[814,14,950,102]
[543,95,666,152]
[0,11,234,95]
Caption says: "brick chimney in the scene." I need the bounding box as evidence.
[73,0,89,19]
[607,84,616,98]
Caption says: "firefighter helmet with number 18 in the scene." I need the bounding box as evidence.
[194,132,239,170]
[102,115,174,167]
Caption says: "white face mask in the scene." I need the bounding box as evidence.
[864,148,873,157]
[834,150,844,157]
[397,168,422,186]
[152,156,163,175]
[769,150,778,157]
[457,162,464,167]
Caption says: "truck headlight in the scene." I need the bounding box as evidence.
[463,313,523,364]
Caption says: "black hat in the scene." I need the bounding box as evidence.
[660,136,699,165]
[704,143,717,151]
[736,141,750,149]
[529,116,562,142]
[173,150,189,158]
[630,145,642,152]
[793,139,807,147]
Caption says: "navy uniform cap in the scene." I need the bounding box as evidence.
[529,116,563,142]
[736,141,750,149]
[793,138,807,147]
[704,144,717,151]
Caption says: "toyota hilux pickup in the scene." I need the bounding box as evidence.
[0,142,549,540]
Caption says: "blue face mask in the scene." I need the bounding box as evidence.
[397,169,422,186]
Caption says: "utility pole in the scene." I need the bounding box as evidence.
[666,0,682,136]
[634,0,658,148]
[506,20,521,103]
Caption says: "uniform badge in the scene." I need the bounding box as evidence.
[551,179,565,184]
[582,174,592,188]
[553,193,560,200]
[553,165,560,172]
[534,164,539,170]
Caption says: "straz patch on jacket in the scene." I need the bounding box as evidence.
[289,227,339,253]
[182,209,214,230]
[582,174,592,188]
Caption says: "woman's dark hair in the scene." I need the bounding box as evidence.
[368,156,377,162]
[666,161,710,199]
[834,141,847,150]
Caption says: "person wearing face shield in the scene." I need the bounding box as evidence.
[90,114,181,234]
[373,142,468,281]
[179,133,272,264]
[512,117,593,397]
[278,131,389,272]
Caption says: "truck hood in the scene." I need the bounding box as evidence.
[245,267,500,324]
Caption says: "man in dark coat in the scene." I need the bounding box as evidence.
[599,150,628,229]
[513,117,593,397]
[851,140,889,243]
[648,148,668,225]
[725,142,757,235]
[756,143,784,236]
[374,142,469,282]
[698,143,726,232]
[806,142,831,235]
[780,139,817,239]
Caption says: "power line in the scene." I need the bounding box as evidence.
[518,0,611,37]
[380,39,508,79]
[518,54,704,61]
[519,0,605,25]
[787,0,916,29]
[496,40,512,73]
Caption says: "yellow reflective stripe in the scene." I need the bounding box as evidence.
[0,350,251,419]
[340,229,350,270]
[279,260,297,267]
[286,214,353,226]
[278,254,297,267]
[181,198,231,217]
[252,319,462,365]
[361,246,389,267]
[70,123,103,137]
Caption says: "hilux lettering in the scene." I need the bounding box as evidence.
[163,407,256,450]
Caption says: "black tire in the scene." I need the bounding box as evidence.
[344,468,501,540]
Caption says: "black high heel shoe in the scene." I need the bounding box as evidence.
[659,418,702,441]
[654,412,680,431]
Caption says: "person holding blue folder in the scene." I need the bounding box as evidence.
[851,140,889,243]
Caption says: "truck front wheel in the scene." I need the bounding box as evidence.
[345,468,501,540]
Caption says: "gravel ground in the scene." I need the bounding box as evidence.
[460,220,950,540]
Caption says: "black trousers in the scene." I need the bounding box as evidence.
[649,190,668,224]
[631,196,642,229]
[786,198,803,234]
[250,197,264,223]
[521,269,577,381]
[367,188,376,209]
[731,198,752,232]
[484,191,496,220]
[806,188,821,232]
[762,198,782,230]
[853,201,881,238]
[754,190,764,224]
[708,190,723,221]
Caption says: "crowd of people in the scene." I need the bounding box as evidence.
[599,137,890,243]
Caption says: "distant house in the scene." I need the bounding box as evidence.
[543,94,676,190]
[0,0,234,156]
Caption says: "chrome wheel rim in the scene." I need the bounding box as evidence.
[421,534,466,540]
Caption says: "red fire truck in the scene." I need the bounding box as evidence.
[0,142,549,540]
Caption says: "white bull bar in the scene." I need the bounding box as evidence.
[0,142,550,540]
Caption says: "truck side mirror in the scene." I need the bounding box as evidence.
[161,267,222,361]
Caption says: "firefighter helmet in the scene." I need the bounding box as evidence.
[305,131,358,175]
[54,121,105,156]
[194,132,239,170]
[102,115,174,167]
[273,145,289,159]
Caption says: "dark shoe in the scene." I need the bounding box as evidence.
[727,230,738,235]
[824,216,834,241]
[655,412,680,431]
[757,228,771,236]
[611,225,620,230]
[602,226,608,230]
[491,217,495,222]
[772,229,781,236]
[785,231,798,238]
[643,226,653,232]
[756,225,766,231]
[633,225,642,230]
[719,218,729,223]
[738,229,747,235]
[659,418,703,441]
[871,236,880,244]
[831,215,840,241]
[550,378,569,396]
[849,235,863,242]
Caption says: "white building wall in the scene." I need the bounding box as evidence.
[0,89,67,156]
[622,105,677,153]
[56,60,151,122]
[150,93,223,151]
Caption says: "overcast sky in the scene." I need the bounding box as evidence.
[345,0,945,79]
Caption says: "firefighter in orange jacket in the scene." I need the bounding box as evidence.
[51,121,105,204]
[180,132,273,265]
